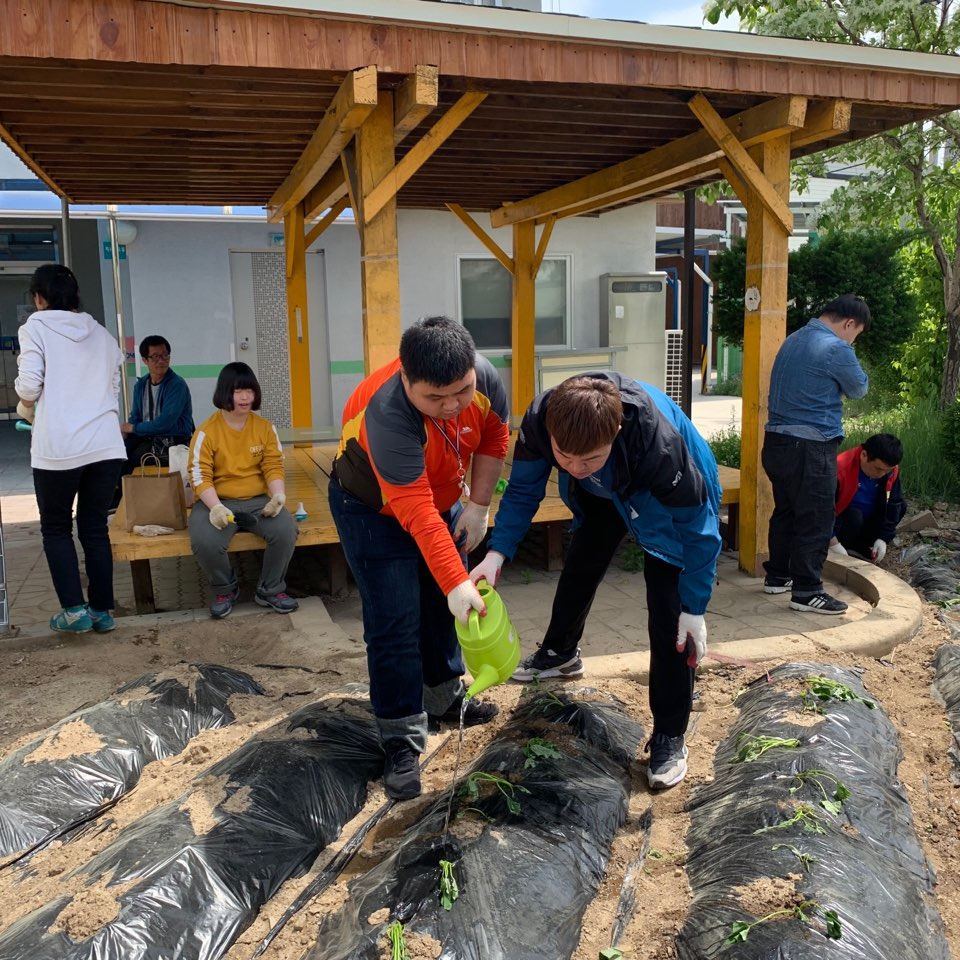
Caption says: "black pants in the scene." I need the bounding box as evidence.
[761,431,839,597]
[835,508,882,557]
[33,459,124,611]
[542,492,693,738]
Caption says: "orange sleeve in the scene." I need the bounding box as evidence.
[476,407,510,459]
[373,462,468,595]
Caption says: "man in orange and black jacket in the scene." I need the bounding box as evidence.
[829,433,907,564]
[329,316,509,800]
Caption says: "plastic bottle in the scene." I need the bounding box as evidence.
[295,502,308,522]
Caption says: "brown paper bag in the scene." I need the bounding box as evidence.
[122,455,187,532]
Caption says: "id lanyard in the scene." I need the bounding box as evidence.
[429,416,470,500]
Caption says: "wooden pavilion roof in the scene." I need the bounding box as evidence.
[2,0,959,209]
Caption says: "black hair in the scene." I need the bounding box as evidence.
[399,316,476,386]
[29,263,81,312]
[820,294,871,331]
[212,362,262,412]
[139,335,171,359]
[863,433,903,467]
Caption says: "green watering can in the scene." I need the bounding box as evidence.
[456,581,521,698]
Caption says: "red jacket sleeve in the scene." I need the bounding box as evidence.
[476,407,510,459]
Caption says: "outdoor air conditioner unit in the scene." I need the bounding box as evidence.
[599,272,668,389]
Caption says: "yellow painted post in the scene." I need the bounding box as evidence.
[511,220,536,425]
[356,91,400,373]
[283,201,313,435]
[739,135,791,575]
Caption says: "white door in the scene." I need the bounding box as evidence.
[228,250,332,438]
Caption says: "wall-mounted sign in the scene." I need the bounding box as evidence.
[103,240,127,261]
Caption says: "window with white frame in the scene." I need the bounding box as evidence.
[458,256,569,351]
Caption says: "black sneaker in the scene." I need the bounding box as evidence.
[512,646,584,682]
[428,692,499,732]
[789,592,848,615]
[763,575,793,595]
[255,591,300,614]
[210,586,240,620]
[646,732,689,789]
[383,741,421,801]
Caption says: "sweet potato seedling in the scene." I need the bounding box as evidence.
[458,771,531,816]
[789,769,851,815]
[523,737,563,769]
[438,859,459,911]
[753,803,826,836]
[734,734,802,763]
[599,949,624,959]
[725,901,842,945]
[802,676,875,711]
[386,921,409,960]
[772,843,817,872]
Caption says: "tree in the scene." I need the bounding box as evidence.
[704,0,960,407]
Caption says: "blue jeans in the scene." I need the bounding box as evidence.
[329,478,465,730]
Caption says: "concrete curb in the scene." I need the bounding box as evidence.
[580,556,924,683]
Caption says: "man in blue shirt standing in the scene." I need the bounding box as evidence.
[762,295,870,614]
[470,374,721,790]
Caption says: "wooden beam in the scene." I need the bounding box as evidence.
[533,216,556,273]
[738,137,792,576]
[305,195,349,247]
[283,202,313,431]
[268,66,378,223]
[363,92,487,224]
[394,65,439,141]
[446,202,514,273]
[356,93,401,374]
[792,99,852,149]
[716,157,752,213]
[511,221,537,426]
[687,93,794,235]
[0,120,69,199]
[341,145,360,215]
[491,95,807,227]
[303,66,439,222]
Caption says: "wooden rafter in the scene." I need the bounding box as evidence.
[446,203,514,272]
[305,195,349,247]
[687,93,793,234]
[0,120,69,199]
[303,66,439,223]
[267,66,378,224]
[792,99,852,149]
[490,95,807,227]
[363,92,487,224]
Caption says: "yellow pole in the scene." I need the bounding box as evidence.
[510,220,536,426]
[283,201,313,435]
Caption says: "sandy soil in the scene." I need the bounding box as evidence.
[0,525,958,959]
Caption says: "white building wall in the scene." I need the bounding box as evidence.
[121,203,657,429]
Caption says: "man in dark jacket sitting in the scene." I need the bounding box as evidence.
[120,335,195,475]
[829,433,907,564]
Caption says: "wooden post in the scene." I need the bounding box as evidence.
[511,220,536,424]
[356,92,400,373]
[284,201,313,433]
[738,135,791,575]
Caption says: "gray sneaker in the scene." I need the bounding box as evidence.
[210,586,240,620]
[646,732,689,789]
[512,646,584,682]
[255,591,300,614]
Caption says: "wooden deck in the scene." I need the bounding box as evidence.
[109,445,740,613]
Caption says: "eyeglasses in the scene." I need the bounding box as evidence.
[146,353,170,362]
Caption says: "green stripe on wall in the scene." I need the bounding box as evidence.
[126,363,227,379]
[330,360,366,375]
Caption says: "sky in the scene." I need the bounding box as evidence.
[547,0,740,29]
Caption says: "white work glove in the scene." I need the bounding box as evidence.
[676,612,707,668]
[16,400,34,423]
[208,503,235,530]
[469,551,505,587]
[828,540,848,556]
[261,492,287,518]
[452,501,490,554]
[446,579,487,625]
[871,539,887,563]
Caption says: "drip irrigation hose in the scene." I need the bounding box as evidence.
[251,734,452,958]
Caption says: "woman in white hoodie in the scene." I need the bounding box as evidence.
[15,264,126,635]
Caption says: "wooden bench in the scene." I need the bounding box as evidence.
[718,464,741,550]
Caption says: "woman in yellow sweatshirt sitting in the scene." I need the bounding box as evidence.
[188,362,299,619]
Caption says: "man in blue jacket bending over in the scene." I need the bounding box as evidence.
[470,373,721,789]
[120,335,195,475]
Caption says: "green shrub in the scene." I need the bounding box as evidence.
[709,425,741,469]
[942,401,960,475]
[712,374,742,397]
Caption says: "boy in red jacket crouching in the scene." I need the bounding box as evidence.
[829,433,907,564]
